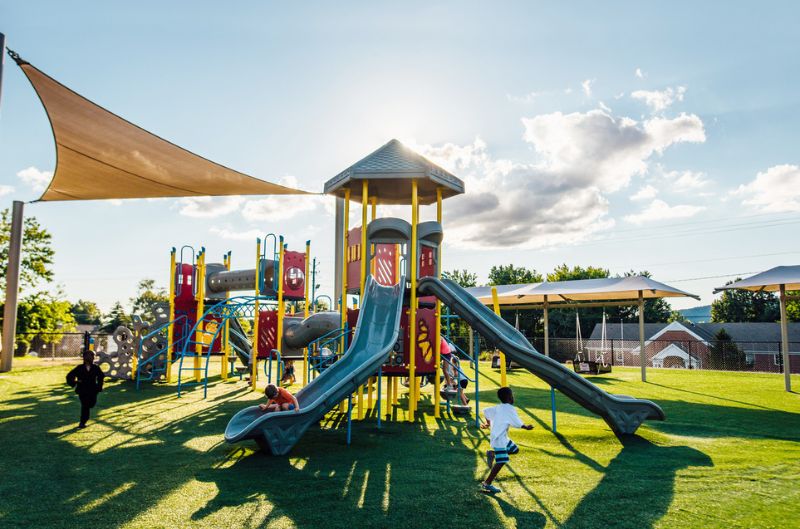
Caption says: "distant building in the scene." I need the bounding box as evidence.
[589,321,800,373]
[677,305,712,323]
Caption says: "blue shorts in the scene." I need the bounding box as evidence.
[492,441,519,464]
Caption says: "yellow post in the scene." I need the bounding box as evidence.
[221,251,231,381]
[434,188,443,418]
[276,239,286,383]
[252,239,261,391]
[367,376,374,413]
[339,190,350,413]
[166,248,176,382]
[408,180,418,421]
[303,240,310,387]
[491,286,507,387]
[194,249,206,383]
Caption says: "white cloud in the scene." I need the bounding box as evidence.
[631,86,687,113]
[663,169,710,191]
[581,79,595,97]
[598,101,612,113]
[522,109,705,193]
[507,91,540,104]
[631,185,658,201]
[0,185,14,197]
[635,68,646,79]
[209,226,263,240]
[177,196,243,218]
[241,195,322,222]
[734,164,800,212]
[624,199,705,224]
[17,166,52,191]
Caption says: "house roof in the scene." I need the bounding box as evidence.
[323,139,465,205]
[467,275,699,305]
[589,321,800,342]
[714,265,800,293]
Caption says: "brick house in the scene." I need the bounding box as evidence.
[589,321,800,373]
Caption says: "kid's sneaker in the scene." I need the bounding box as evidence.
[480,482,501,494]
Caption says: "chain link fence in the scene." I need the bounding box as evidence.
[15,332,116,359]
[445,329,800,374]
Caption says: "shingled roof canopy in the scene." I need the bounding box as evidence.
[9,50,310,201]
[324,139,464,205]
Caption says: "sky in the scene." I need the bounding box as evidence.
[1,1,799,314]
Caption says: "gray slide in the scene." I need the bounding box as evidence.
[224,276,404,455]
[228,317,252,366]
[418,277,664,435]
[282,311,342,358]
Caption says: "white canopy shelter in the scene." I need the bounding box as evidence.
[465,276,699,382]
[715,265,800,392]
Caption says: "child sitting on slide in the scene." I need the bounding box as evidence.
[260,383,300,413]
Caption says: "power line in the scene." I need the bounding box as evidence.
[665,272,759,283]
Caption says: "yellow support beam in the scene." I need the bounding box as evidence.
[408,180,418,421]
[492,286,507,387]
[194,249,206,383]
[251,239,261,391]
[434,188,443,418]
[166,248,176,383]
[276,239,286,381]
[221,251,231,381]
[303,240,311,387]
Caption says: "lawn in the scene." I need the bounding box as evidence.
[1,358,799,529]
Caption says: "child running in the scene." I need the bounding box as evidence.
[480,386,534,494]
[260,383,300,413]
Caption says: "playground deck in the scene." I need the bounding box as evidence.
[1,358,798,529]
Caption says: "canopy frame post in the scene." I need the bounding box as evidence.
[779,284,791,392]
[638,290,646,382]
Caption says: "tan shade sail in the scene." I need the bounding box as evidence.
[466,275,699,305]
[714,265,800,293]
[11,52,310,201]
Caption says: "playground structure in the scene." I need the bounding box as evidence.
[224,140,671,453]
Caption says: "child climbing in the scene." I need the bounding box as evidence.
[260,383,300,413]
[280,360,296,386]
[480,387,534,494]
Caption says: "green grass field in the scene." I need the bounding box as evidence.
[1,358,798,529]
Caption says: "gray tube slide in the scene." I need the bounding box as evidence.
[224,276,404,455]
[418,277,664,436]
[283,312,341,349]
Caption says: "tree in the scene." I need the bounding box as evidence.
[15,292,77,354]
[130,279,169,319]
[101,302,131,332]
[711,279,780,322]
[708,328,745,370]
[668,310,689,323]
[0,208,55,296]
[70,299,102,325]
[488,264,542,286]
[442,269,478,288]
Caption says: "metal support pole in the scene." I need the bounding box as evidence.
[377,368,382,428]
[474,331,480,428]
[340,190,350,354]
[252,239,261,391]
[638,290,646,382]
[779,284,792,392]
[543,296,550,357]
[1,201,24,372]
[492,287,507,386]
[346,393,353,445]
[221,251,231,381]
[334,198,344,310]
[408,180,419,421]
[550,387,557,433]
[0,33,6,108]
[434,188,443,418]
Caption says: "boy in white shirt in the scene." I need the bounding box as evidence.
[480,386,534,494]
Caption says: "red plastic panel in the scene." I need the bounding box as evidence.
[257,310,279,359]
[419,245,435,279]
[374,244,397,286]
[282,250,306,300]
[381,307,437,376]
[175,263,196,302]
[347,226,362,293]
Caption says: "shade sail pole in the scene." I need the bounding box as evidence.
[639,290,646,383]
[779,284,791,392]
[0,34,6,108]
[1,201,25,372]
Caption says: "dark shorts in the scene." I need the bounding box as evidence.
[459,379,468,389]
[492,440,519,464]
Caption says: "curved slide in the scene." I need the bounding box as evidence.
[228,317,252,366]
[418,277,664,435]
[225,276,404,455]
